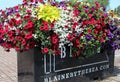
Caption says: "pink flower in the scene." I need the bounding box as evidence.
[88,14,92,18]
[43,48,49,53]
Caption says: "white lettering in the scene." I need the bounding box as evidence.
[66,73,70,78]
[61,46,66,58]
[70,46,72,57]
[53,76,58,82]
[44,78,49,82]
[61,74,65,80]
[78,70,82,75]
[74,71,77,76]
[70,72,74,77]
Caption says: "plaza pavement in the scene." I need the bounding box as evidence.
[0,46,120,82]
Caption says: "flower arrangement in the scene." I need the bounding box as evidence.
[0,0,119,58]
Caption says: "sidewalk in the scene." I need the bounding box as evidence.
[0,47,17,82]
[0,46,120,82]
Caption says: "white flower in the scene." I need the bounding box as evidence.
[53,7,83,47]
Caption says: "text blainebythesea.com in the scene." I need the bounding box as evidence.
[44,64,109,82]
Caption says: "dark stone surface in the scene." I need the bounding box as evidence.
[17,49,34,82]
[17,47,115,82]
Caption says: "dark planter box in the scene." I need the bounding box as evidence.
[17,46,115,82]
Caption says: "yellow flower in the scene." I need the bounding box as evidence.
[36,3,60,22]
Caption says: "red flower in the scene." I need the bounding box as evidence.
[30,0,35,3]
[67,34,74,41]
[102,33,106,38]
[43,48,49,53]
[8,31,14,37]
[16,13,20,18]
[100,38,105,43]
[74,39,80,47]
[42,21,49,31]
[9,37,14,41]
[24,20,34,29]
[95,1,100,8]
[73,10,79,17]
[7,44,12,49]
[25,33,33,40]
[26,44,30,50]
[26,10,31,14]
[15,46,20,51]
[50,33,59,44]
[54,50,60,55]
[14,6,19,10]
[38,0,43,3]
[16,36,23,41]
[50,23,54,29]
[53,39,59,44]
[73,53,77,57]
[64,25,68,28]
[28,20,34,28]
[22,40,26,46]
[39,26,43,30]
[89,18,96,25]
[23,15,31,20]
[94,30,98,34]
[87,29,92,33]
[22,0,27,4]
[5,25,9,32]
[78,32,84,38]
[9,20,14,27]
[88,14,92,18]
[15,20,22,26]
[43,26,49,31]
[72,22,78,29]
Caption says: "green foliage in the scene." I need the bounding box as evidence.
[114,5,120,17]
[85,0,109,7]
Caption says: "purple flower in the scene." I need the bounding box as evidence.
[110,26,117,31]
[102,7,106,11]
[111,42,119,49]
[91,7,95,11]
[84,6,89,9]
[51,1,56,6]
[85,34,93,40]
[58,1,66,8]
[108,33,114,39]
[7,12,11,15]
[104,13,108,17]
[115,30,120,35]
